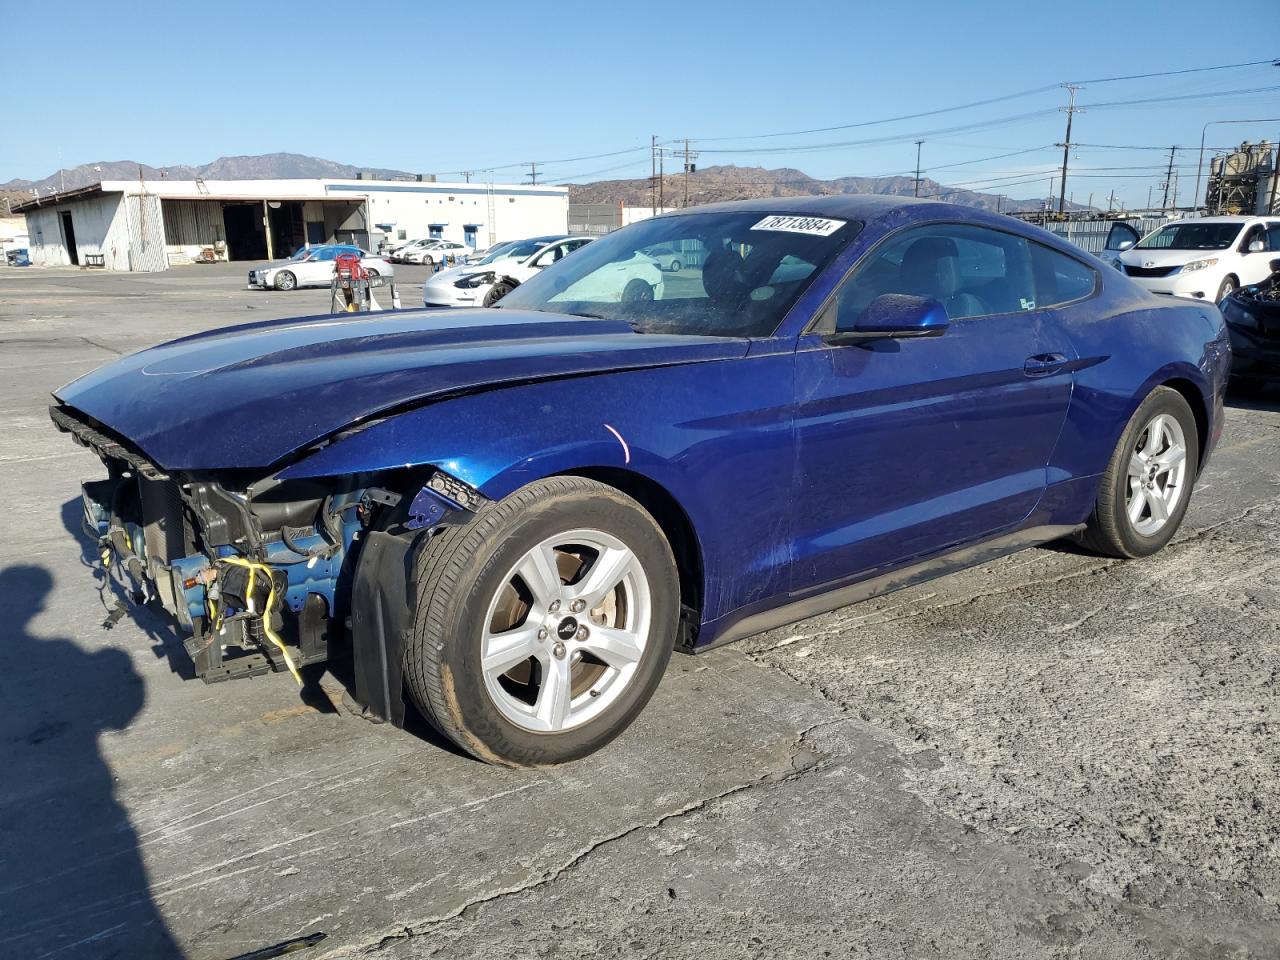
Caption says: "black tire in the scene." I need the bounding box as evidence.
[1216,275,1238,304]
[1078,386,1199,559]
[403,477,679,766]
[622,278,654,303]
[670,260,682,273]
[483,280,515,307]
[366,268,380,279]
[274,270,297,291]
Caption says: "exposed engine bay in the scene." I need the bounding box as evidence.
[52,403,479,688]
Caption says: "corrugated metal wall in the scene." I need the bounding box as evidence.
[1038,216,1173,254]
[121,195,167,272]
[162,200,225,246]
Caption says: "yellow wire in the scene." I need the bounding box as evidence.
[219,556,302,684]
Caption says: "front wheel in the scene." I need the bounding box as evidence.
[483,280,515,307]
[274,270,297,291]
[1078,386,1199,558]
[622,278,654,303]
[1216,276,1238,304]
[403,477,679,766]
[669,259,682,273]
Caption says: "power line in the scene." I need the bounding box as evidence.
[1069,57,1279,85]
[692,84,1059,143]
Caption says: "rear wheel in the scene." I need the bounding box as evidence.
[366,268,380,279]
[274,270,297,291]
[403,477,679,766]
[1078,386,1198,558]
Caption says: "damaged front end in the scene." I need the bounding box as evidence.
[54,404,479,697]
[1222,263,1280,384]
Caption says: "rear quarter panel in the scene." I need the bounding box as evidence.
[1048,273,1230,520]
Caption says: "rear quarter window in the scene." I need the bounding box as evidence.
[1030,242,1097,307]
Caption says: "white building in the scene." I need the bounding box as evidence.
[17,177,568,271]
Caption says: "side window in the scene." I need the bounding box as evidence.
[1029,242,1097,306]
[1241,225,1266,252]
[1264,223,1280,251]
[311,247,338,261]
[564,239,592,254]
[831,223,1037,329]
[532,242,571,267]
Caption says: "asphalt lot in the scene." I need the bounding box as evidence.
[1,261,1278,960]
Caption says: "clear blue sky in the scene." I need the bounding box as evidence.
[6,0,1278,207]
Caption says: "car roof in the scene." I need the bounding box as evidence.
[1166,216,1256,225]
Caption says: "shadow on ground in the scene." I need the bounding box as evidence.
[0,564,185,959]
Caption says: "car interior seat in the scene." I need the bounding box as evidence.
[898,236,987,319]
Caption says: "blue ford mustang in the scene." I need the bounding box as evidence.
[52,196,1230,766]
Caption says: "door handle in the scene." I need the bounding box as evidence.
[1023,353,1069,377]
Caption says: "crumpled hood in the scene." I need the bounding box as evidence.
[54,308,747,471]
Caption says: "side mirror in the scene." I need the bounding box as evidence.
[1248,240,1266,253]
[826,294,949,344]
[1117,239,1134,251]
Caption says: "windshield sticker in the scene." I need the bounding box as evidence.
[750,215,846,237]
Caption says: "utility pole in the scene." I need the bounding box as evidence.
[462,171,473,183]
[650,135,657,216]
[681,138,698,207]
[913,140,924,197]
[1056,83,1082,216]
[658,147,665,211]
[525,162,539,185]
[1107,189,1117,214]
[1160,146,1177,214]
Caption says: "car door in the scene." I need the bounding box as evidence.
[789,222,1078,592]
[301,246,338,286]
[1237,223,1273,285]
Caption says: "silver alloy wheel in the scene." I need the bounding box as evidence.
[1125,412,1188,536]
[480,528,652,733]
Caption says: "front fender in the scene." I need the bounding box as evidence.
[277,355,799,626]
[278,385,643,499]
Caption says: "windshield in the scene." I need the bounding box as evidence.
[1136,222,1243,251]
[288,246,314,261]
[475,241,522,264]
[496,211,860,337]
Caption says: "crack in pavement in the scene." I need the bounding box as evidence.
[326,722,839,958]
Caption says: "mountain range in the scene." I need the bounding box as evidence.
[0,153,1081,215]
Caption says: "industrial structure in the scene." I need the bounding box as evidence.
[15,177,568,271]
[1204,141,1278,216]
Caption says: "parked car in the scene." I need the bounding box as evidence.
[640,243,684,272]
[52,196,1229,767]
[403,240,472,267]
[1220,256,1280,392]
[386,239,431,263]
[1109,215,1280,303]
[247,245,394,291]
[423,235,594,307]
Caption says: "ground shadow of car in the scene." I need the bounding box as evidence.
[58,497,474,762]
[0,564,185,959]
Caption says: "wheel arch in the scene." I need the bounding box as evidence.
[557,466,704,629]
[1159,375,1210,468]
